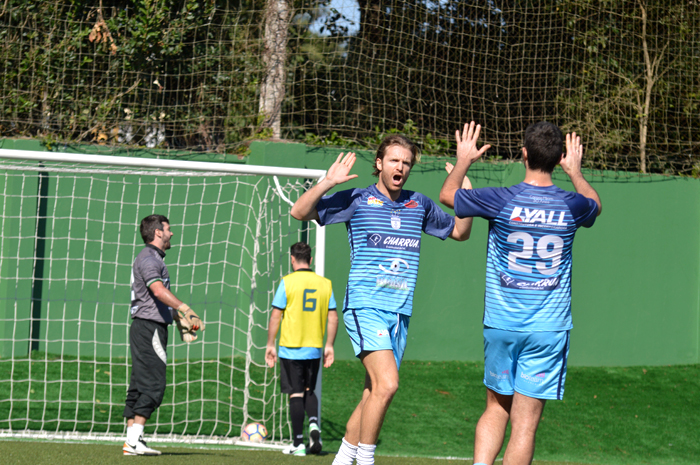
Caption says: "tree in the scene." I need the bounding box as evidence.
[556,0,699,174]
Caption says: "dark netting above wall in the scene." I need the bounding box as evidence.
[1,0,699,175]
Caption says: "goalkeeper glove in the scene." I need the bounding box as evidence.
[176,319,198,343]
[176,304,205,332]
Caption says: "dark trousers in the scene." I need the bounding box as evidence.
[123,318,169,420]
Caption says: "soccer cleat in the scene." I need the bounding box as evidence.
[282,443,306,456]
[308,423,322,454]
[123,436,162,456]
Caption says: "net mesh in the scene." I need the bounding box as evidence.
[1,0,699,174]
[0,154,319,444]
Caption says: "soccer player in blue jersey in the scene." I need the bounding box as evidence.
[291,134,476,465]
[440,121,602,465]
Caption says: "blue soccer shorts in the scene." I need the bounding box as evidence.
[343,308,409,370]
[483,326,570,400]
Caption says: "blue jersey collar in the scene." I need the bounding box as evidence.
[368,183,409,205]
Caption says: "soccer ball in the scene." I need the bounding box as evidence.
[242,422,268,443]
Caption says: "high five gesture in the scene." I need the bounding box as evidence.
[440,121,491,208]
[290,152,358,222]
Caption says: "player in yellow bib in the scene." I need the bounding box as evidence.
[266,242,338,456]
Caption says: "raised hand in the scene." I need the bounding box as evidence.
[560,132,602,214]
[455,122,491,165]
[561,132,583,178]
[445,161,472,189]
[325,152,359,186]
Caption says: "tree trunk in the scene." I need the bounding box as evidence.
[259,0,290,139]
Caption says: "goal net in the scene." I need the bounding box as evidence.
[3,0,700,175]
[0,148,326,446]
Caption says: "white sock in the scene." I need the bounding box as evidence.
[127,423,144,445]
[332,437,358,465]
[356,442,377,465]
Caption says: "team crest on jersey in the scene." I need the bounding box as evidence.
[367,196,384,207]
[391,210,401,229]
[377,329,390,337]
[509,207,567,226]
[404,200,418,208]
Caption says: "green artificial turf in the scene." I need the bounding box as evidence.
[0,440,607,465]
[321,361,700,464]
[1,357,699,464]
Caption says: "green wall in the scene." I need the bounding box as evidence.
[250,141,700,367]
[1,138,698,366]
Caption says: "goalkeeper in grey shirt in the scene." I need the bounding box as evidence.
[122,214,205,456]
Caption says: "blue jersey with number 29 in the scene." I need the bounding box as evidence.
[454,183,598,331]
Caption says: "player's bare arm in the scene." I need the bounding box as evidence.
[290,152,359,221]
[150,280,183,310]
[440,121,491,208]
[324,310,339,368]
[445,161,473,241]
[265,308,284,368]
[150,282,204,332]
[561,133,603,215]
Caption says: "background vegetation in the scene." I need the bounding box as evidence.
[2,1,699,174]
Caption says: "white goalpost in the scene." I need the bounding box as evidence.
[0,148,326,447]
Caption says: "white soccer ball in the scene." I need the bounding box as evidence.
[242,422,268,443]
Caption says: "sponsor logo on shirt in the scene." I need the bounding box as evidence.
[367,233,420,252]
[404,200,419,208]
[520,372,546,384]
[379,258,410,275]
[377,329,390,337]
[376,275,409,290]
[501,273,560,291]
[509,207,567,226]
[367,196,384,207]
[376,258,410,290]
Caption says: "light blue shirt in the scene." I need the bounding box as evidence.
[455,183,598,331]
[316,184,455,316]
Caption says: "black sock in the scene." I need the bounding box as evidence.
[290,396,305,447]
[304,390,319,427]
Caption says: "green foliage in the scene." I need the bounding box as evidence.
[303,120,457,159]
[555,0,700,174]
[0,0,264,152]
[2,1,700,173]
